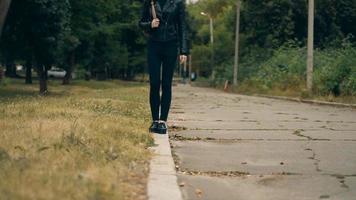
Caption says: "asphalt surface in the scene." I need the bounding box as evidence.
[169,84,356,200]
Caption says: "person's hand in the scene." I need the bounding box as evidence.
[151,18,160,28]
[180,55,187,64]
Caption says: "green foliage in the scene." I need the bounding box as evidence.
[188,0,236,77]
[191,44,212,77]
[1,0,70,65]
[343,70,356,95]
[314,45,356,96]
[241,0,297,48]
[188,0,356,98]
[254,44,306,90]
[68,0,146,80]
[1,0,147,83]
[238,45,356,97]
[2,0,356,96]
[0,77,10,86]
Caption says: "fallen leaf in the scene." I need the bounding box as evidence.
[38,146,51,152]
[179,182,185,187]
[195,188,203,198]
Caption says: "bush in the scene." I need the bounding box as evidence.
[74,66,88,80]
[314,46,356,96]
[191,44,213,77]
[234,44,356,97]
[342,70,356,96]
[0,77,11,86]
[253,45,306,90]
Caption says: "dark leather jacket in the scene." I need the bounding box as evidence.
[139,0,189,55]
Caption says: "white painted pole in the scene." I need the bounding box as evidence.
[233,0,241,86]
[209,17,214,44]
[307,0,314,92]
[188,55,192,84]
[210,17,215,81]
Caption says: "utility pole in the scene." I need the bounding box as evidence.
[208,15,215,81]
[0,0,12,37]
[210,17,216,81]
[307,0,314,92]
[209,17,214,44]
[233,0,241,86]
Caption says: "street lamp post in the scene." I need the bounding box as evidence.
[201,12,215,81]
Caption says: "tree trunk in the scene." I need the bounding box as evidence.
[0,66,4,81]
[5,61,16,77]
[44,65,50,81]
[0,0,11,37]
[62,52,75,85]
[25,59,32,84]
[37,65,48,95]
[62,68,72,85]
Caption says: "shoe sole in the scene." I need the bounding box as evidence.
[149,128,167,134]
[149,128,157,133]
[149,125,167,134]
[156,128,167,134]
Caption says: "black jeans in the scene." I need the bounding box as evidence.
[147,40,178,121]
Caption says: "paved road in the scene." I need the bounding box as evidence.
[169,84,356,200]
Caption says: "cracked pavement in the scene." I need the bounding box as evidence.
[169,84,356,200]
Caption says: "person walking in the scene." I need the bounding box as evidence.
[139,0,189,134]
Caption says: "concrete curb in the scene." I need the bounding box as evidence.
[254,94,356,109]
[147,133,183,200]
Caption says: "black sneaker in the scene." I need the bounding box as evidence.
[157,122,168,134]
[149,121,159,133]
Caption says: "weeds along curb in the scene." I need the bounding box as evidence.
[255,94,356,109]
[147,133,183,200]
[190,84,356,109]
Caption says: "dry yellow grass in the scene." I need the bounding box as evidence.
[0,79,153,200]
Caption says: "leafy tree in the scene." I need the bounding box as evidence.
[29,0,70,93]
[1,0,70,94]
[66,0,146,81]
[188,0,356,82]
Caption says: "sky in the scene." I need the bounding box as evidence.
[187,0,199,4]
